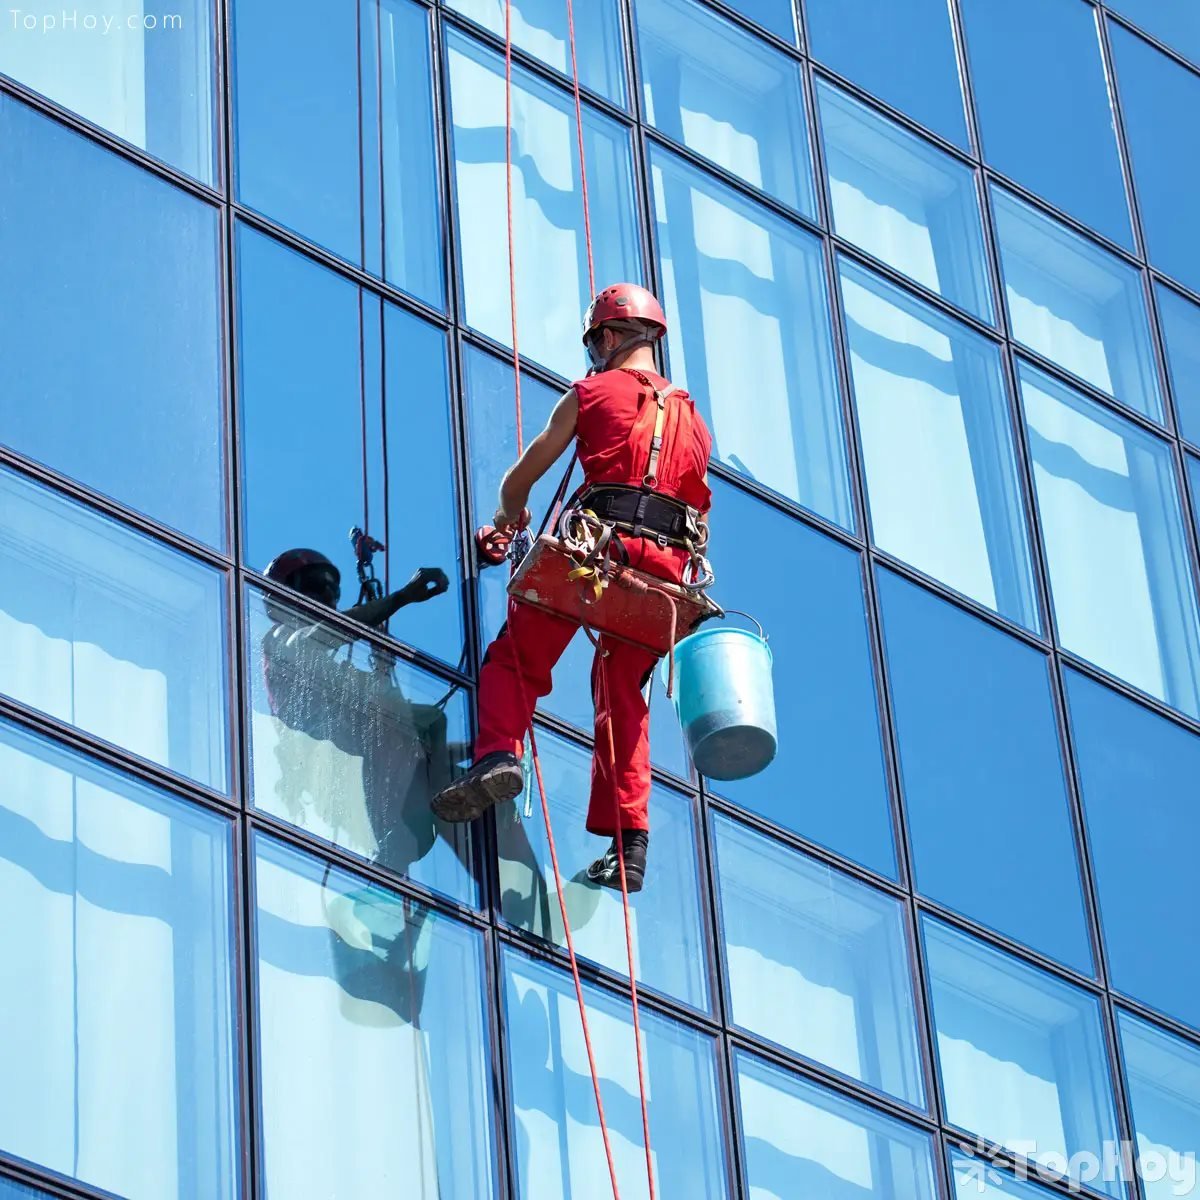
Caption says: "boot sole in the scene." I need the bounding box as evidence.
[432,762,523,824]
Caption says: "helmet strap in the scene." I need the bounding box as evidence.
[587,322,654,372]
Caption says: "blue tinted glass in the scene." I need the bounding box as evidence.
[237,226,465,668]
[960,0,1132,247]
[447,30,641,380]
[233,0,443,306]
[1157,284,1200,447]
[1109,0,1200,66]
[495,727,708,1011]
[1110,24,1200,296]
[0,1180,49,1198]
[720,0,795,43]
[992,188,1163,422]
[0,0,215,181]
[246,586,476,906]
[714,814,924,1106]
[0,96,224,548]
[651,145,855,529]
[878,569,1091,974]
[706,480,895,876]
[1118,1011,1200,1199]
[463,345,689,777]
[502,947,727,1199]
[1065,669,1200,1031]
[806,0,967,148]
[840,259,1039,628]
[446,0,625,104]
[0,719,236,1200]
[924,918,1124,1197]
[636,0,814,215]
[735,1050,938,1200]
[1020,362,1200,718]
[0,468,229,790]
[818,82,991,320]
[254,836,496,1199]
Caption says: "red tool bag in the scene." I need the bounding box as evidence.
[507,534,715,658]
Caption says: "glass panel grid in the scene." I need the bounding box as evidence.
[10,6,1200,1200]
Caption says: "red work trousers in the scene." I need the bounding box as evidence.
[474,538,688,836]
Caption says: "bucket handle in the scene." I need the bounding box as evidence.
[718,608,767,642]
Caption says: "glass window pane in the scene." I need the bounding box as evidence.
[735,1050,938,1200]
[960,0,1132,248]
[0,719,237,1200]
[246,585,476,906]
[840,258,1039,628]
[806,0,968,148]
[992,187,1164,423]
[0,96,224,549]
[237,226,465,668]
[714,814,924,1107]
[0,468,229,791]
[1020,362,1200,718]
[233,0,443,306]
[650,144,854,529]
[0,0,215,182]
[706,479,896,877]
[1108,0,1200,67]
[1157,284,1200,447]
[877,569,1092,975]
[636,0,814,216]
[924,918,1124,1197]
[0,1179,51,1199]
[502,947,727,1199]
[447,29,642,380]
[1064,669,1200,1031]
[445,0,625,104]
[463,345,689,776]
[254,836,496,1199]
[495,727,708,1011]
[1110,23,1200,296]
[818,82,991,321]
[1118,1011,1200,1199]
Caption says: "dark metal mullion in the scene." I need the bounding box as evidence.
[0,447,233,574]
[230,202,450,331]
[0,70,222,204]
[0,693,237,818]
[482,924,520,1200]
[1095,0,1200,82]
[237,818,267,1200]
[0,1155,125,1200]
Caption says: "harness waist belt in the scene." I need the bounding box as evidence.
[578,484,700,547]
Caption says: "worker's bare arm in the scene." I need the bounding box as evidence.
[495,389,579,527]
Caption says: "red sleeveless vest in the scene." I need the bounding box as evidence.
[573,368,712,513]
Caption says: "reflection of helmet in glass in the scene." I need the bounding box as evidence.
[264,548,342,610]
[324,884,430,1029]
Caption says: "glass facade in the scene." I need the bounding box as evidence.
[3,3,1200,1200]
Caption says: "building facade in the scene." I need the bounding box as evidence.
[1,0,1199,1196]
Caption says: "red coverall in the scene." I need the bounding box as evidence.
[474,367,713,835]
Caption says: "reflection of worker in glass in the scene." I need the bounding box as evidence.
[261,548,459,876]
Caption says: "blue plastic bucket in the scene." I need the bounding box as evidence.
[665,612,777,781]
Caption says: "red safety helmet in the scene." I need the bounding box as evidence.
[581,283,667,345]
[264,548,340,588]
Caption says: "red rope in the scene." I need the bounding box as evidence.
[499,3,657,1195]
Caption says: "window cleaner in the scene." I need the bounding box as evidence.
[433,282,723,890]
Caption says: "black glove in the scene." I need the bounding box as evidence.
[401,567,449,605]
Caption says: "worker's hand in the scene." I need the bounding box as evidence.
[493,506,531,534]
[401,566,449,605]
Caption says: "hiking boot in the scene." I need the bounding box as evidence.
[586,830,649,893]
[431,751,523,823]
